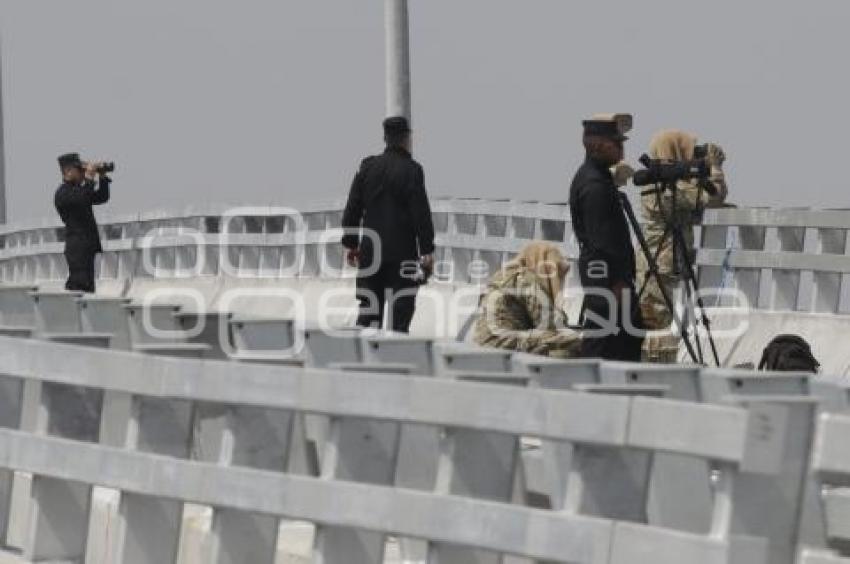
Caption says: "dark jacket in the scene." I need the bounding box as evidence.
[569,158,635,288]
[341,146,435,264]
[54,177,111,258]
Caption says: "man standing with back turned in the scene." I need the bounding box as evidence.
[54,153,111,293]
[569,114,643,360]
[342,117,435,333]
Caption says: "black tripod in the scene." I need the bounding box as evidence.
[651,208,721,367]
[617,187,719,366]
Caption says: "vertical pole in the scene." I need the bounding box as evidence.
[385,0,411,122]
[0,37,7,224]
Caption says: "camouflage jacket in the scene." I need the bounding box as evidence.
[638,168,727,278]
[472,266,581,358]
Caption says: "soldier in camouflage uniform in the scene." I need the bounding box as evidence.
[636,130,728,358]
[473,242,581,358]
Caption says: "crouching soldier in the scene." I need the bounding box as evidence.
[473,242,581,358]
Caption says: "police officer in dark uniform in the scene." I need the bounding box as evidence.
[54,153,111,293]
[341,117,435,332]
[569,114,643,360]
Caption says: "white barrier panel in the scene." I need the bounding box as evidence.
[0,334,760,564]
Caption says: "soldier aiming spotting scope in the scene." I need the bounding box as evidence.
[632,153,710,187]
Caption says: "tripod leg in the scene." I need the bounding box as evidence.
[672,235,704,365]
[687,269,721,367]
[636,224,673,301]
[679,271,705,365]
[671,227,721,367]
[617,193,700,364]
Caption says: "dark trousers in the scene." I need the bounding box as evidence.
[355,261,419,333]
[579,283,644,361]
[64,250,96,293]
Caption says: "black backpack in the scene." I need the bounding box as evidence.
[758,335,820,373]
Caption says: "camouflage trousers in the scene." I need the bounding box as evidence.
[641,333,681,364]
[636,268,680,331]
[636,260,683,363]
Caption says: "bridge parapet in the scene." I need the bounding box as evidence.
[698,207,850,313]
[1,200,850,314]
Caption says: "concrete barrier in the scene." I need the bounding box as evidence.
[0,275,849,562]
[0,299,765,563]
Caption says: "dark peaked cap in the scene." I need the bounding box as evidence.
[58,153,83,169]
[383,116,411,136]
[582,120,626,140]
[582,113,632,141]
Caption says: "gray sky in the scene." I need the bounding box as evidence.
[1,0,848,222]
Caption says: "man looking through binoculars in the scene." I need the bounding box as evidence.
[54,153,114,293]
